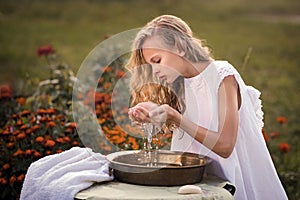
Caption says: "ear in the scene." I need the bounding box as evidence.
[175,41,186,57]
[177,49,185,57]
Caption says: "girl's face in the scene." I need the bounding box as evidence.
[142,36,187,83]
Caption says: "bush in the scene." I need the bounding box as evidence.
[0,45,172,199]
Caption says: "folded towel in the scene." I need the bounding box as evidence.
[20,147,113,200]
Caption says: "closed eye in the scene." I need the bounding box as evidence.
[150,57,161,64]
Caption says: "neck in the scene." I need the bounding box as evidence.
[184,59,214,78]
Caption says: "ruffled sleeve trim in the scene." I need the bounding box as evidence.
[245,86,264,129]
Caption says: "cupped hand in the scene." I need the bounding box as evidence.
[128,102,169,127]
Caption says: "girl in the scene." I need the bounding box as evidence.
[127,15,287,199]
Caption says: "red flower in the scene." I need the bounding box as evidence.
[37,45,55,56]
[279,142,291,154]
[0,84,13,99]
[276,116,287,124]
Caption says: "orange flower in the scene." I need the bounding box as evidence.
[17,174,25,182]
[46,121,56,128]
[16,133,26,140]
[25,128,32,135]
[279,142,290,154]
[6,142,15,149]
[64,127,73,134]
[0,177,8,186]
[103,66,111,72]
[72,141,79,146]
[12,130,20,136]
[44,139,56,148]
[40,117,47,122]
[32,125,40,132]
[56,137,65,144]
[11,114,19,119]
[35,136,44,143]
[67,122,77,129]
[30,116,37,124]
[16,120,23,126]
[9,175,16,184]
[98,77,104,83]
[63,136,71,143]
[56,149,63,154]
[13,149,23,157]
[21,110,31,116]
[25,149,32,156]
[46,108,56,115]
[103,82,111,90]
[37,109,47,115]
[3,163,10,170]
[16,97,26,105]
[270,131,279,138]
[20,124,28,130]
[276,116,287,124]
[33,150,41,158]
[2,128,10,135]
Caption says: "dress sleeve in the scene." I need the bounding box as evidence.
[216,62,240,89]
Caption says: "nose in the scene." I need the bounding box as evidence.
[152,65,160,75]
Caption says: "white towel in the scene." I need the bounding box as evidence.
[20,147,113,200]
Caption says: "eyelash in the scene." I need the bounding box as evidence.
[152,58,161,64]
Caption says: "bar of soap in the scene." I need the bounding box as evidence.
[178,185,202,194]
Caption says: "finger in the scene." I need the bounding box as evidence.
[134,109,151,123]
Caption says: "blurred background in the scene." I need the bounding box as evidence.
[0,0,299,199]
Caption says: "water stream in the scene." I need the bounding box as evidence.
[142,123,159,166]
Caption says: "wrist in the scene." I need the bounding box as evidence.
[166,105,182,127]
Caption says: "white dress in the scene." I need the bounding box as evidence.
[171,61,288,200]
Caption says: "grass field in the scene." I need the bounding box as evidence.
[0,0,299,198]
[1,0,299,129]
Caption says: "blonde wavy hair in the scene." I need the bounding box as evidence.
[126,15,212,129]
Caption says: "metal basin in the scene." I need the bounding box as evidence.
[107,150,211,186]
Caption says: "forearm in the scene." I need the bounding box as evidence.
[170,111,233,158]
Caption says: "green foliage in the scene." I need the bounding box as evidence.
[0,49,83,199]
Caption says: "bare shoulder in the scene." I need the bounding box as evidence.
[220,75,238,89]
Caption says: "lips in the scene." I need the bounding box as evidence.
[159,76,167,81]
